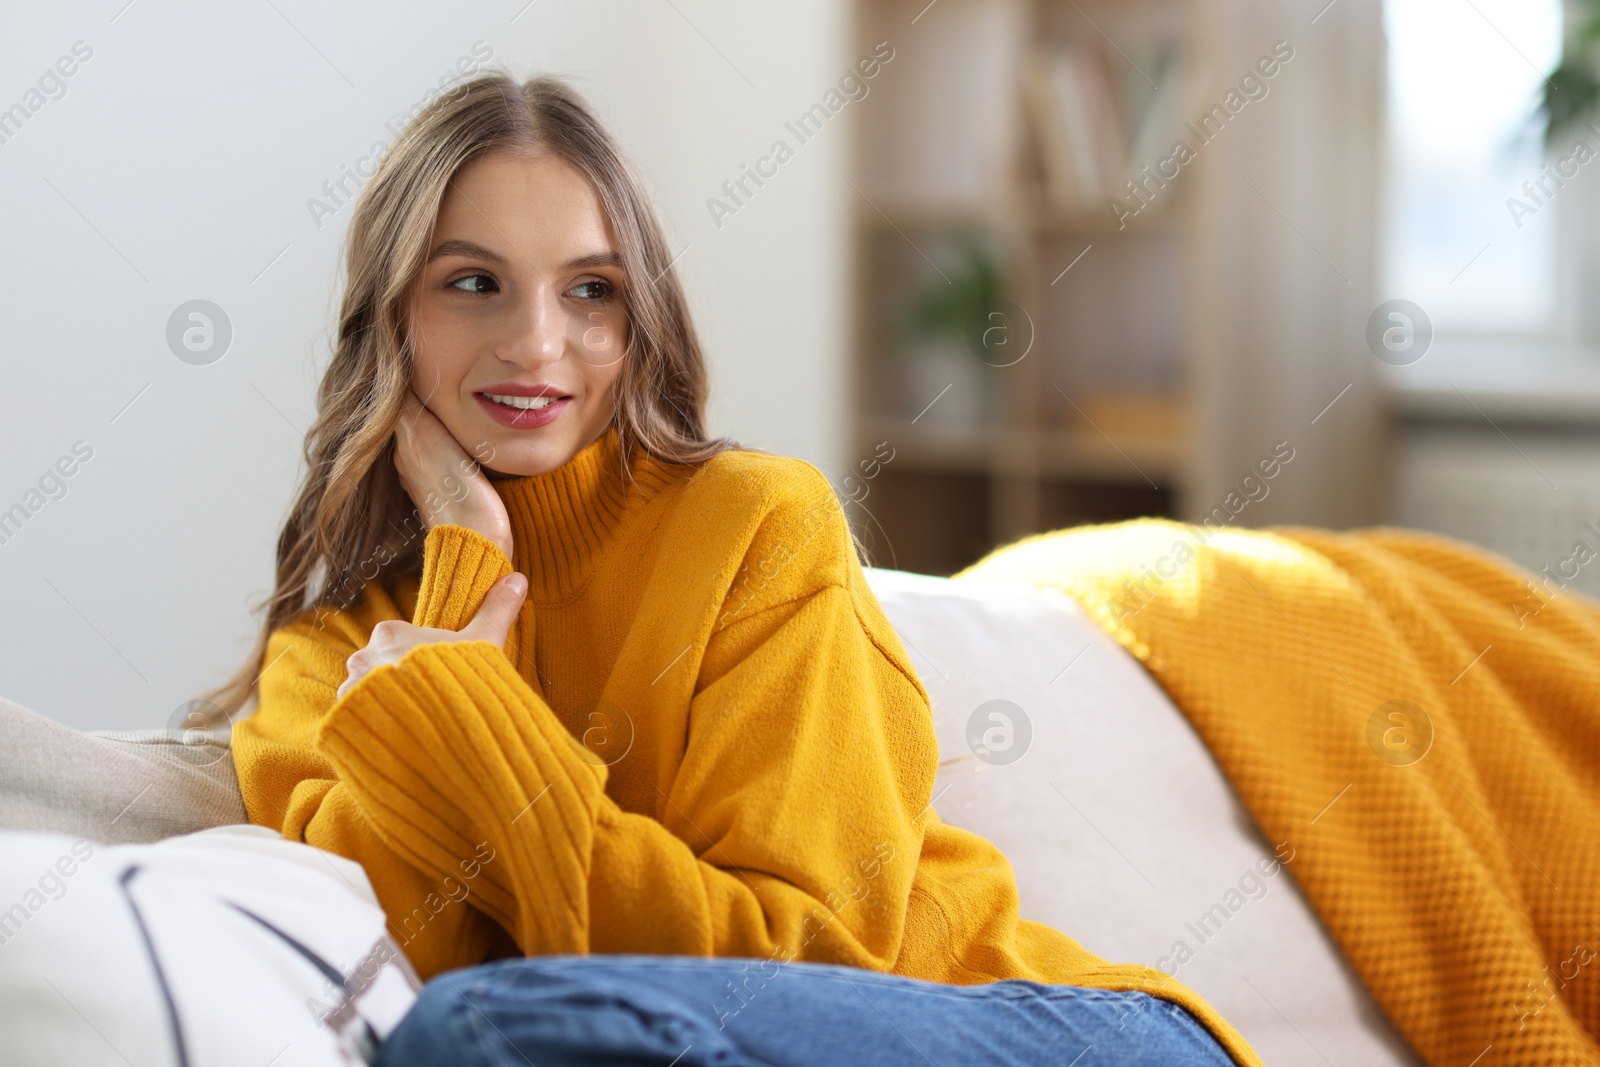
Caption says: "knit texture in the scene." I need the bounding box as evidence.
[231,427,1263,1067]
[957,518,1600,1067]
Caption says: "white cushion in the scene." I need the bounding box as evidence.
[0,824,418,1067]
[864,568,1420,1067]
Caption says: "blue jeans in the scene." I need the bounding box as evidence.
[374,955,1238,1067]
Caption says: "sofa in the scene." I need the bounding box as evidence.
[0,567,1420,1065]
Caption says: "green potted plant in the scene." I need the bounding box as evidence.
[897,237,1006,427]
[1540,0,1600,146]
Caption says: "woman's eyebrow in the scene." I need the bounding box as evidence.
[425,242,621,272]
[563,250,623,270]
[427,239,507,264]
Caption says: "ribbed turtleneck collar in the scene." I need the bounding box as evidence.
[489,424,679,603]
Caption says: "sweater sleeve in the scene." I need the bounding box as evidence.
[231,523,519,981]
[314,577,937,971]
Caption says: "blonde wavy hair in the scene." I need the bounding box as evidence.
[205,72,735,719]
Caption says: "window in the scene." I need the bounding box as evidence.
[1382,0,1563,338]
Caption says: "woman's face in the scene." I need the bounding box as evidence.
[407,149,628,477]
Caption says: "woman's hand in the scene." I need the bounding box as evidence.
[394,391,514,558]
[336,572,528,700]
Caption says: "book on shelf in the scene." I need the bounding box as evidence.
[1022,39,1184,221]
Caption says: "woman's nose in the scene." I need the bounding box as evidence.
[498,287,564,367]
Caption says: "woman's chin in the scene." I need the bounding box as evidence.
[481,443,581,479]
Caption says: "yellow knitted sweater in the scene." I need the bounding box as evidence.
[959,519,1600,1067]
[232,427,1261,1065]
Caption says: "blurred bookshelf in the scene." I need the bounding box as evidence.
[847,0,1203,575]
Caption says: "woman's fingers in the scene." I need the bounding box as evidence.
[392,391,515,557]
[395,393,469,513]
[332,575,525,701]
[335,663,360,701]
[402,391,464,456]
[462,572,528,648]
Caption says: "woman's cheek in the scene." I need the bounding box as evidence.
[578,313,613,357]
[409,301,483,438]
[570,304,626,365]
[410,293,480,379]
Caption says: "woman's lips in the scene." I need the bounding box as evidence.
[474,392,573,429]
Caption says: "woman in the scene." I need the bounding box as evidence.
[225,73,1258,1067]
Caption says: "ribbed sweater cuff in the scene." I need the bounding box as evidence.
[413,524,511,630]
[315,639,607,955]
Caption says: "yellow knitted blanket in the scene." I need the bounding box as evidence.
[956,519,1600,1067]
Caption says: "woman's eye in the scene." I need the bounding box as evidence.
[569,280,615,302]
[449,273,498,294]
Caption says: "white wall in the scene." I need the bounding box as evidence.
[0,1,849,730]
